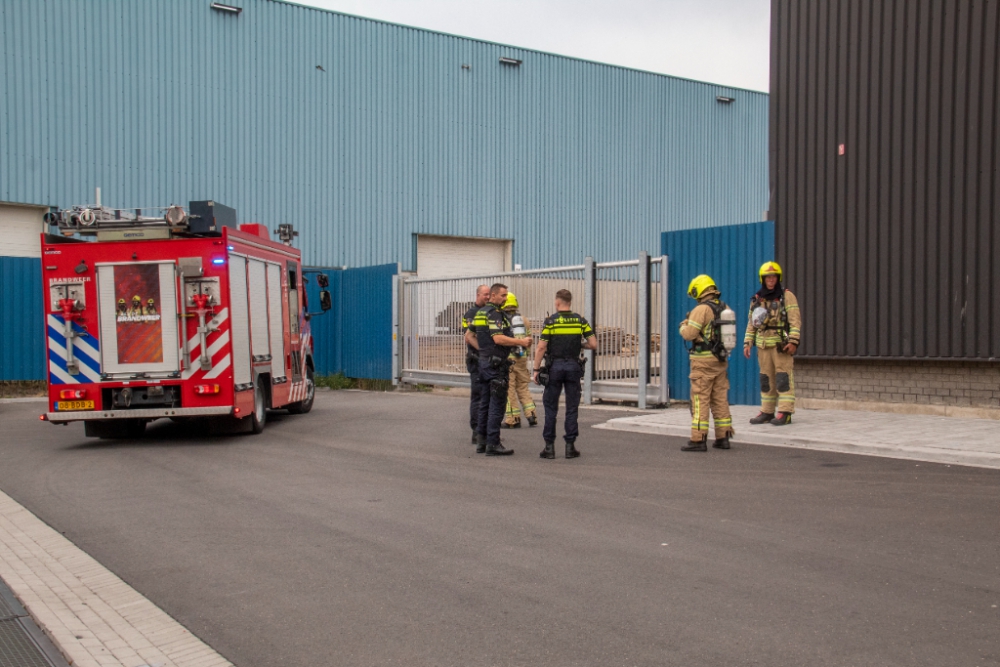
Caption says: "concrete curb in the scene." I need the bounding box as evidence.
[0,488,234,667]
[594,417,1000,470]
[0,396,46,404]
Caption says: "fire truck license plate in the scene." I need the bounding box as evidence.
[56,401,95,411]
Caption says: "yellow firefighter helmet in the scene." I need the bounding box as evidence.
[132,295,141,302]
[147,298,155,305]
[503,292,518,310]
[687,275,717,300]
[759,261,783,282]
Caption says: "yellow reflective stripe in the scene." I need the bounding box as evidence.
[689,351,714,358]
[686,320,704,331]
[714,418,732,427]
[785,304,799,310]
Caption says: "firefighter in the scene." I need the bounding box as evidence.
[744,261,801,426]
[130,295,143,316]
[465,283,531,456]
[531,289,597,459]
[117,298,127,315]
[462,285,490,445]
[678,275,734,451]
[501,292,537,429]
[145,298,157,315]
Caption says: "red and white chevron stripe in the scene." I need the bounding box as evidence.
[181,308,233,381]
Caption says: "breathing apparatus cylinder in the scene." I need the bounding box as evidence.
[718,306,737,351]
[510,313,527,338]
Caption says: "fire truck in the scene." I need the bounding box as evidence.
[39,200,331,437]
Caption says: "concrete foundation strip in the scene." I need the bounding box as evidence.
[0,488,233,667]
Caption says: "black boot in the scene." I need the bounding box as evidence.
[565,441,580,459]
[527,414,538,427]
[770,412,792,426]
[681,439,707,452]
[540,441,555,459]
[471,430,478,445]
[749,412,774,424]
[475,434,487,454]
[485,441,514,456]
[712,436,731,450]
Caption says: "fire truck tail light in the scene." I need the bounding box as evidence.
[59,389,87,400]
[194,384,221,395]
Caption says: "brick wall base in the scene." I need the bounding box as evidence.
[794,359,1000,416]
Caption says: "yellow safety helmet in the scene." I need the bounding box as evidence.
[147,298,155,304]
[759,261,783,282]
[503,292,518,310]
[117,298,125,304]
[687,274,717,300]
[132,295,141,302]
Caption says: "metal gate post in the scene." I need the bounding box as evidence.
[391,268,400,385]
[583,256,596,405]
[659,255,670,405]
[637,251,650,409]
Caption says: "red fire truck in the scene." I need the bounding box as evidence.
[39,200,330,437]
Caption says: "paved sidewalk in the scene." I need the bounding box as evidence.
[594,404,1000,469]
[0,489,232,667]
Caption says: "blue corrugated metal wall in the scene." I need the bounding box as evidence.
[662,222,775,405]
[1,0,767,271]
[0,257,45,380]
[304,264,397,380]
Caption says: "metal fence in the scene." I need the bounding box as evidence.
[399,253,669,407]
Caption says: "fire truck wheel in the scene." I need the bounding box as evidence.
[287,364,315,415]
[250,382,267,434]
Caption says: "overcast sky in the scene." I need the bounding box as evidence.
[298,0,772,92]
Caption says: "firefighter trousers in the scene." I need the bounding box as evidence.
[504,356,536,424]
[757,345,795,414]
[689,356,733,441]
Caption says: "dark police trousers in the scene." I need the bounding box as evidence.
[542,358,583,443]
[467,356,482,431]
[477,364,509,445]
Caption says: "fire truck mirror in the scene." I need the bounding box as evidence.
[319,290,332,311]
[316,273,330,288]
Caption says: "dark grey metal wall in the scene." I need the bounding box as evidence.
[770,0,1000,360]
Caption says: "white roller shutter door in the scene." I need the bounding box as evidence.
[266,262,286,379]
[417,235,510,278]
[0,203,46,258]
[228,256,252,386]
[247,259,270,360]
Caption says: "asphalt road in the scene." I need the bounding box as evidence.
[2,392,999,667]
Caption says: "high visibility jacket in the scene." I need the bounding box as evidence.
[744,289,801,349]
[462,303,483,354]
[539,311,595,359]
[472,303,513,360]
[679,296,723,359]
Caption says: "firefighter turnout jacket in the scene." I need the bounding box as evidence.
[679,297,727,357]
[744,289,801,350]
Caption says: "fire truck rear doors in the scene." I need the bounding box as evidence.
[96,261,180,375]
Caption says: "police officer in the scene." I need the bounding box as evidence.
[462,285,490,444]
[531,289,597,459]
[465,283,531,456]
[679,275,734,451]
[501,292,537,429]
[744,261,801,426]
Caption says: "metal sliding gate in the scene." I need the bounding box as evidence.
[399,253,669,407]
